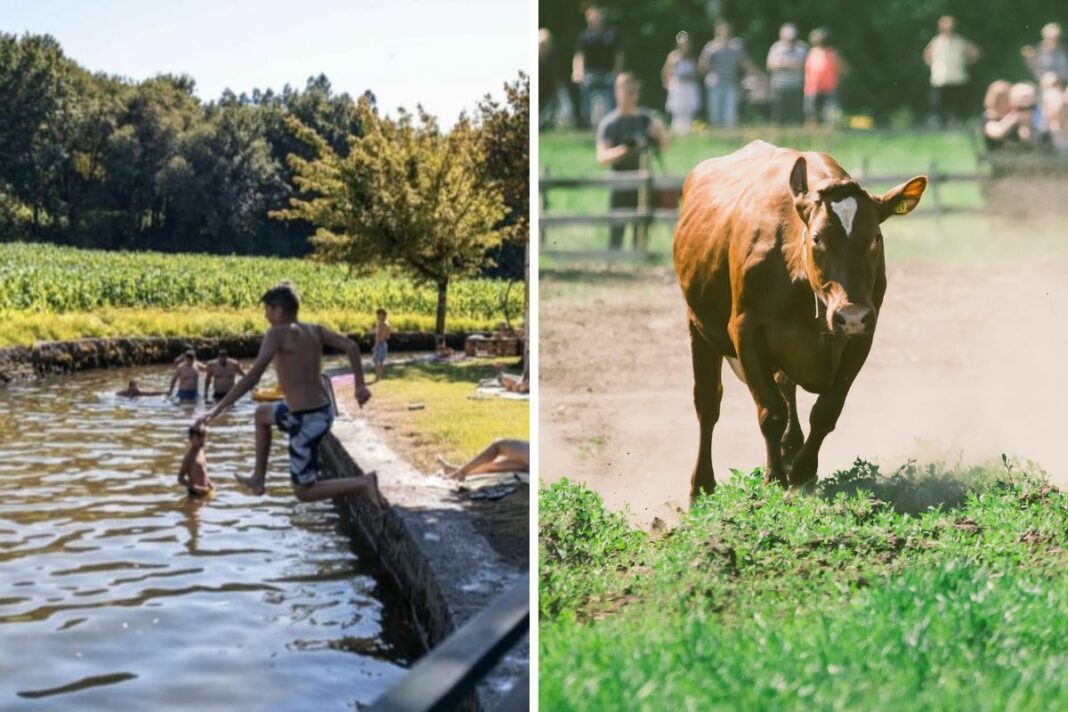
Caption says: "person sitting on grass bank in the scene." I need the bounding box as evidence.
[437,439,529,481]
[168,350,202,402]
[178,425,214,498]
[372,308,391,383]
[193,283,381,502]
[205,349,245,401]
[116,380,165,398]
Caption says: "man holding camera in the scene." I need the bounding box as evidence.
[595,73,667,250]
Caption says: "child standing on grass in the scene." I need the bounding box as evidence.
[372,308,391,382]
[178,425,214,498]
[194,283,381,503]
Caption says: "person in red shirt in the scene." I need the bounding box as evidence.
[804,28,844,127]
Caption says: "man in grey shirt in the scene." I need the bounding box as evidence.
[698,21,754,128]
[766,23,807,125]
[596,73,666,249]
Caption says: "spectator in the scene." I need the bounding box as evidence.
[697,21,752,128]
[1039,72,1068,154]
[766,23,808,125]
[572,5,623,128]
[984,82,1049,152]
[595,73,667,249]
[923,16,980,128]
[804,28,843,127]
[1021,22,1068,86]
[540,29,562,129]
[982,80,1013,124]
[662,31,700,135]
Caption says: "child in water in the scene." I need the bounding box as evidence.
[178,425,214,498]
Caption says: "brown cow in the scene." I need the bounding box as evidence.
[674,141,926,498]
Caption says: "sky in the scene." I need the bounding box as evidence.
[3,0,530,122]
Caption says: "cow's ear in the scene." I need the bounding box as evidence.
[879,176,927,222]
[789,156,808,199]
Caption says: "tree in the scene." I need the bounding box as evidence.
[273,98,508,344]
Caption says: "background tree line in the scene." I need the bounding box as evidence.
[0,33,528,279]
[540,0,1067,124]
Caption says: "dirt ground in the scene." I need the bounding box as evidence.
[541,259,1068,528]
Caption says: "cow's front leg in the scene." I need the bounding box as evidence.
[688,322,723,500]
[775,372,805,465]
[790,338,873,486]
[734,321,788,486]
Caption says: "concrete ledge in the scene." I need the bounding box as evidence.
[0,332,472,383]
[321,399,528,711]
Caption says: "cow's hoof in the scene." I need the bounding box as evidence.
[763,472,788,487]
[689,482,717,502]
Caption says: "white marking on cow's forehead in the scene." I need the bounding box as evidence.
[830,196,858,237]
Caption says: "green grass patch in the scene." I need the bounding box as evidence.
[366,358,528,472]
[540,459,1068,710]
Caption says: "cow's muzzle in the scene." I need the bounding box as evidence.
[830,304,875,335]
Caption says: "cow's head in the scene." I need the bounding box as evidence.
[790,157,926,336]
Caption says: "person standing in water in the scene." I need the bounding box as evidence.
[178,425,214,498]
[168,350,202,402]
[204,349,245,401]
[194,283,380,502]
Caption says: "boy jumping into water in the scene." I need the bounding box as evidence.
[194,283,380,502]
[168,351,201,401]
[372,308,391,382]
[178,425,214,497]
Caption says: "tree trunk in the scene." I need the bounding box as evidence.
[435,278,449,350]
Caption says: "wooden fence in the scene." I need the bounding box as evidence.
[540,159,986,259]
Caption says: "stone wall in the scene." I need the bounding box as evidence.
[0,331,470,383]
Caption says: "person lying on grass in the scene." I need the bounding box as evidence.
[116,379,166,398]
[178,425,214,498]
[193,282,381,503]
[437,439,529,481]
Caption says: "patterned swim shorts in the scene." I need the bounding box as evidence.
[274,401,334,486]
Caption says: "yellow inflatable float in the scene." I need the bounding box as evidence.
[252,386,284,402]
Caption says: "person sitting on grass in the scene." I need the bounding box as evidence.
[204,349,245,401]
[178,425,214,498]
[168,350,202,402]
[372,308,391,383]
[193,283,381,503]
[437,439,529,481]
[116,380,166,398]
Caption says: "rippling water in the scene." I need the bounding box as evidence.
[0,365,422,710]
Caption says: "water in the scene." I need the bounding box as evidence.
[0,365,422,711]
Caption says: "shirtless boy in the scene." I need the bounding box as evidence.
[168,351,202,401]
[178,425,214,497]
[194,283,380,502]
[116,380,165,398]
[372,308,391,382]
[204,349,245,401]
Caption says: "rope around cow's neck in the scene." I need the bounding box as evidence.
[801,226,821,319]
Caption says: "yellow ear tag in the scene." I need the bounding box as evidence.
[894,201,910,214]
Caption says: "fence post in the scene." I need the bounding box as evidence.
[540,167,550,245]
[635,152,650,253]
[929,159,942,218]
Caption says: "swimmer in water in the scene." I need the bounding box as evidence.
[168,350,202,402]
[115,380,166,398]
[178,425,214,498]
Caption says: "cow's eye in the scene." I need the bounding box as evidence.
[810,232,822,247]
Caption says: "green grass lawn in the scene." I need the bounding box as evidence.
[363,357,528,473]
[540,460,1068,710]
[538,129,1037,266]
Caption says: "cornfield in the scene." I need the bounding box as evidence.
[0,243,523,321]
